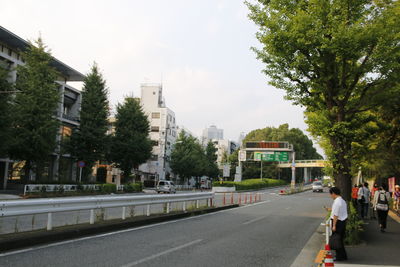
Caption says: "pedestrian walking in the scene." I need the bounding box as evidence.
[370,183,379,219]
[358,182,370,219]
[325,187,348,261]
[394,185,400,213]
[351,184,358,208]
[372,184,391,233]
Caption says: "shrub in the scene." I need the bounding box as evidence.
[124,182,143,193]
[101,184,117,193]
[345,201,363,245]
[212,178,287,191]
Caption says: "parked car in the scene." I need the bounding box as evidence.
[312,181,324,192]
[156,180,176,194]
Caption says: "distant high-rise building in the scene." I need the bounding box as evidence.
[238,132,246,147]
[202,125,223,144]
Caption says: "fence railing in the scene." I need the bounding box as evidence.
[23,184,106,195]
[0,192,214,231]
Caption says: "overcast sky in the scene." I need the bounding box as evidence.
[1,0,322,155]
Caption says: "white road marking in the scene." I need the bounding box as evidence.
[285,207,291,210]
[242,216,267,225]
[120,239,202,267]
[0,200,271,257]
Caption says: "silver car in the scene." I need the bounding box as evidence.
[312,181,324,192]
[156,180,176,194]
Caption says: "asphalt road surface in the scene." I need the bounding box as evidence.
[0,188,331,267]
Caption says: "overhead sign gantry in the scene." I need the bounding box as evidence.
[235,141,296,188]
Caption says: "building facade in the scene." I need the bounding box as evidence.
[0,26,84,188]
[138,83,177,182]
[201,125,223,145]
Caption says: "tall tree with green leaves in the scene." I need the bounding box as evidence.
[110,97,152,179]
[70,63,109,180]
[205,141,219,178]
[0,65,13,158]
[171,131,208,184]
[10,39,60,181]
[247,1,400,199]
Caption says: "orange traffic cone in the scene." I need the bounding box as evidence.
[324,244,334,267]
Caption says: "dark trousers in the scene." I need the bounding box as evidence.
[359,201,369,219]
[333,219,348,260]
[377,210,388,229]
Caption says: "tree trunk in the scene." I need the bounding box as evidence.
[22,160,31,183]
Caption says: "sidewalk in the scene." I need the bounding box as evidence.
[336,211,400,267]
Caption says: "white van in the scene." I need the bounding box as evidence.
[156,180,176,194]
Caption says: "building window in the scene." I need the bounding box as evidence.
[151,112,160,119]
[151,126,160,132]
[153,141,159,146]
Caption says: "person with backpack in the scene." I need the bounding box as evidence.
[372,184,391,232]
[358,182,370,219]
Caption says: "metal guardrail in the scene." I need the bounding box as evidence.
[24,184,104,195]
[0,192,214,231]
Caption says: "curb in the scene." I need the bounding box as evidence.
[388,210,400,224]
[0,204,238,253]
[290,219,326,267]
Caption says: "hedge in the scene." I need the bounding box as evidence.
[213,178,287,191]
[124,182,143,193]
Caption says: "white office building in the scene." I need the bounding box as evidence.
[138,83,177,181]
[212,139,238,167]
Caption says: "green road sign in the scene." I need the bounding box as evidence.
[253,151,289,161]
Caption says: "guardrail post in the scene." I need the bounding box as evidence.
[47,213,52,230]
[183,201,186,212]
[210,198,213,207]
[196,200,199,209]
[90,209,95,224]
[230,193,234,205]
[122,206,126,220]
[244,193,247,204]
[146,204,150,216]
[223,193,226,206]
[250,193,253,204]
[239,193,242,205]
[166,202,170,214]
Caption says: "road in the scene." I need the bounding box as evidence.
[0,188,331,267]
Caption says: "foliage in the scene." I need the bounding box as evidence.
[100,183,116,193]
[0,65,13,157]
[69,63,109,181]
[9,38,60,181]
[110,97,152,178]
[345,201,363,245]
[234,124,322,181]
[124,182,143,193]
[170,131,209,181]
[213,178,287,191]
[247,0,400,199]
[205,141,219,178]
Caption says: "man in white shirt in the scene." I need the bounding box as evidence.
[326,187,348,261]
[358,182,370,219]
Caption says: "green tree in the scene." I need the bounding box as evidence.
[247,1,400,199]
[236,124,321,181]
[70,63,109,181]
[0,65,13,157]
[171,132,208,184]
[110,97,152,179]
[205,141,219,178]
[9,38,60,181]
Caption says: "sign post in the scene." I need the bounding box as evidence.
[291,152,296,189]
[77,161,85,182]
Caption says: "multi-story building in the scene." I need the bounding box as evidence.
[212,139,238,167]
[201,125,223,145]
[138,83,177,182]
[0,26,84,188]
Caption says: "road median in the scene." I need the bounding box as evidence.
[0,204,238,253]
